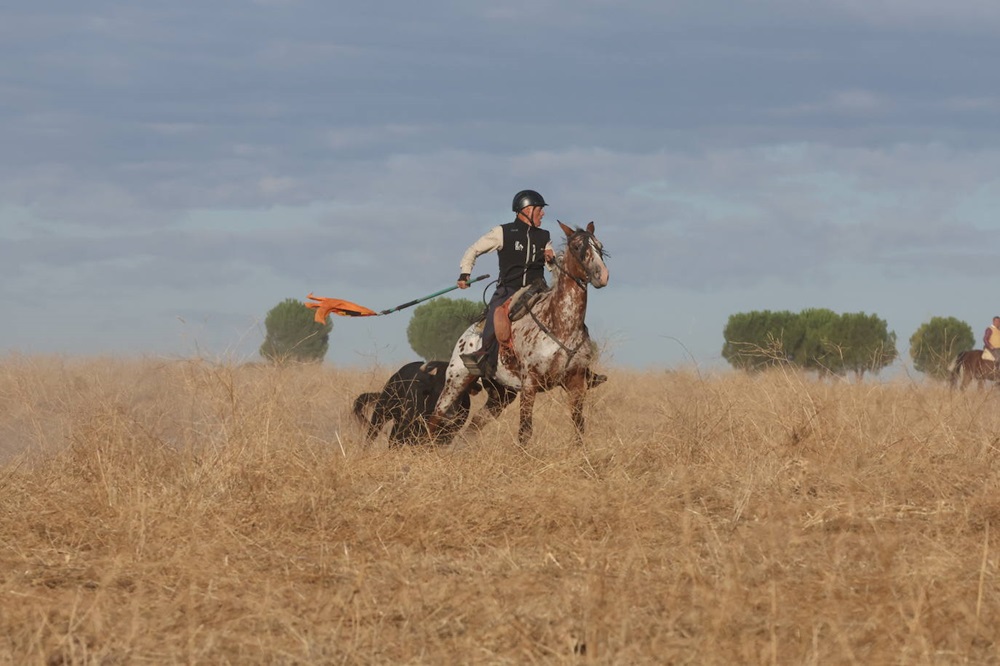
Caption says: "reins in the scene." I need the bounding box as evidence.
[548,255,589,291]
[547,229,597,290]
[528,308,589,361]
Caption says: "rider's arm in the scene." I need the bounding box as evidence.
[458,226,503,279]
[544,240,554,263]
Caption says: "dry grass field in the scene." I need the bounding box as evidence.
[1,354,999,664]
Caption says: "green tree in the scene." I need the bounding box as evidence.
[723,308,898,378]
[826,312,898,380]
[909,316,974,380]
[790,308,840,374]
[259,298,332,363]
[722,310,804,371]
[407,297,484,361]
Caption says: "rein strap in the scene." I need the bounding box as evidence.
[549,254,589,291]
[528,308,588,362]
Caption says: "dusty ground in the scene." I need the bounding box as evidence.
[1,355,998,663]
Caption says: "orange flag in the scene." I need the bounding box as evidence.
[304,294,378,322]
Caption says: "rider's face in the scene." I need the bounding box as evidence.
[522,206,545,227]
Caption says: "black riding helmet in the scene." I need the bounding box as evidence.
[512,189,547,213]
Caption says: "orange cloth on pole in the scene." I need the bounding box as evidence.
[304,294,378,322]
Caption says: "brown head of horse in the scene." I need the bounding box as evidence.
[431,220,609,445]
[948,350,1000,390]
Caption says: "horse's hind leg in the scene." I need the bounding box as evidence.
[956,362,972,390]
[518,381,538,445]
[367,405,389,442]
[429,368,479,440]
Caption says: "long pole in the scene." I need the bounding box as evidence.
[377,274,491,315]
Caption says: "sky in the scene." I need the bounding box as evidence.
[4,1,1000,373]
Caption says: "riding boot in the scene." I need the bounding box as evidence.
[482,342,499,378]
[461,336,498,377]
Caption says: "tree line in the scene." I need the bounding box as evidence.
[723,311,973,380]
[256,297,978,381]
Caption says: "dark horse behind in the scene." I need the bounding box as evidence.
[949,350,1000,390]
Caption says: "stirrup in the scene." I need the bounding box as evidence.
[460,352,486,376]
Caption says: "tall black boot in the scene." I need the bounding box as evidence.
[461,336,497,377]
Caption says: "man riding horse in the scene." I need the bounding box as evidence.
[456,189,607,385]
[435,207,610,444]
[984,316,1000,366]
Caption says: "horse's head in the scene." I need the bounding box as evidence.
[558,220,609,289]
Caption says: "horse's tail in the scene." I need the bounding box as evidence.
[352,392,380,423]
[947,351,966,389]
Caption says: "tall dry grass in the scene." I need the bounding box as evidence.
[1,354,999,664]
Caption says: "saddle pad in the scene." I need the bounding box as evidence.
[495,301,512,346]
[495,281,549,347]
[507,282,548,322]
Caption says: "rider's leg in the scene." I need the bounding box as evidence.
[461,287,509,376]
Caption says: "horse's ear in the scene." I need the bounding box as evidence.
[586,221,595,234]
[558,220,574,237]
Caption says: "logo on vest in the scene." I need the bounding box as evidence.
[514,241,524,251]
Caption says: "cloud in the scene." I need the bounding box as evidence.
[9,139,998,300]
[821,0,1000,30]
[4,1,1000,366]
[776,90,893,118]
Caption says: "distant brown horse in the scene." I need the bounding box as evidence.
[948,350,1000,390]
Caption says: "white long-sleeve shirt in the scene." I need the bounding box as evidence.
[459,226,554,276]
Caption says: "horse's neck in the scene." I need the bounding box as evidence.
[541,272,588,334]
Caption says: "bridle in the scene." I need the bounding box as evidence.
[549,229,604,291]
[526,228,606,362]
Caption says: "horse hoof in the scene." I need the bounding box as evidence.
[587,373,607,388]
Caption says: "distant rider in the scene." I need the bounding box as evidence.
[984,316,1000,365]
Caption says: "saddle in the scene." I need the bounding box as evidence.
[494,281,549,346]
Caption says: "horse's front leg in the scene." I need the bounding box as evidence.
[565,370,588,444]
[468,380,517,431]
[518,379,538,445]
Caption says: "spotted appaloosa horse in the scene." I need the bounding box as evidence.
[431,220,609,445]
[949,350,1000,390]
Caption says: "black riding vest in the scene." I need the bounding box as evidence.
[497,220,550,289]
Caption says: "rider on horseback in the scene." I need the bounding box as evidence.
[983,316,1000,366]
[456,190,554,377]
